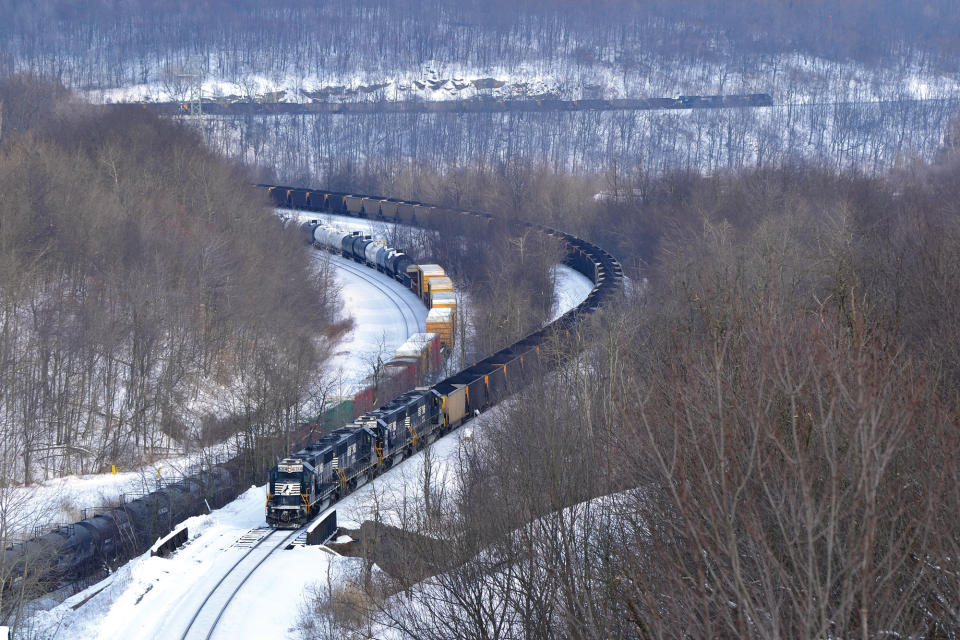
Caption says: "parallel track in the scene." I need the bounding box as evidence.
[175,247,424,638]
[326,253,423,337]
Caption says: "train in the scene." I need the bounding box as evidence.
[2,184,621,591]
[2,461,243,590]
[133,93,774,116]
[306,222,414,287]
[264,187,623,529]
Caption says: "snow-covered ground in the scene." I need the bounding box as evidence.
[6,444,240,542]
[27,254,596,639]
[550,264,594,322]
[287,208,427,393]
[323,251,426,394]
[283,209,401,238]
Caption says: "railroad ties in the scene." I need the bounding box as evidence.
[231,528,272,549]
[233,526,308,550]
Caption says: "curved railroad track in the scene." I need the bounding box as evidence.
[4,182,622,636]
[177,527,302,640]
[171,186,622,634]
[325,252,424,337]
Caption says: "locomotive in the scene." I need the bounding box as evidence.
[268,389,437,528]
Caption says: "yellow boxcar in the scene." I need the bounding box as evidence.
[426,307,455,347]
[427,276,454,302]
[413,264,446,301]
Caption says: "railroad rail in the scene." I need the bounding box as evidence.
[3,183,622,600]
[177,527,301,640]
[325,252,424,337]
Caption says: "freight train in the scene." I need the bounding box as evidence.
[2,185,621,590]
[264,187,623,528]
[144,93,774,116]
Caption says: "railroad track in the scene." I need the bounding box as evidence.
[173,230,422,640]
[326,252,424,337]
[177,527,302,640]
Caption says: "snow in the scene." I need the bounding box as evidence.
[281,208,401,238]
[322,251,426,395]
[550,264,595,322]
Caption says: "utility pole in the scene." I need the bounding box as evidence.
[178,56,205,120]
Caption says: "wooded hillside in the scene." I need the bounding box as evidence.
[0,78,338,485]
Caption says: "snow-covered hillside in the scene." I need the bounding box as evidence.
[87,53,960,111]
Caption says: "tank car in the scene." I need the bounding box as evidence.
[364,240,385,268]
[350,235,373,262]
[300,219,319,242]
[341,231,361,256]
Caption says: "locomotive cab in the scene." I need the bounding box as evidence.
[266,458,309,528]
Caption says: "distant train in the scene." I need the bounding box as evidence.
[152,93,774,116]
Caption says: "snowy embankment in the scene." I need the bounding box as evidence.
[283,208,427,393]
[550,264,594,322]
[8,443,237,539]
[322,251,426,395]
[31,251,596,639]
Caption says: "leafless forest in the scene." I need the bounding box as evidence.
[2,0,959,96]
[2,0,960,637]
[299,142,960,639]
[0,80,339,487]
